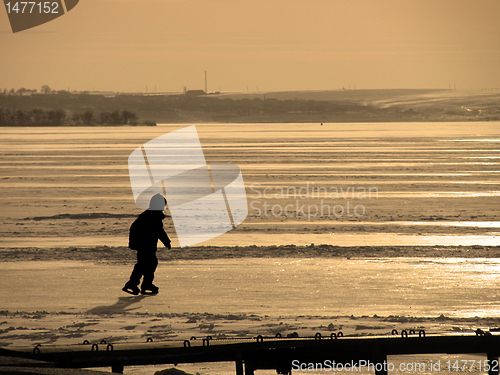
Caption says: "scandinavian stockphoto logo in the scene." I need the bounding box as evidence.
[128,126,248,248]
[3,0,79,33]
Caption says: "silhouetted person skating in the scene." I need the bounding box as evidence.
[122,194,171,295]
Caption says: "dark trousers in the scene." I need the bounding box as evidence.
[128,250,158,287]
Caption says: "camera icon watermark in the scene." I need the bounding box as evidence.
[128,125,248,247]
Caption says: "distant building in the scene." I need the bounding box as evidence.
[185,90,206,97]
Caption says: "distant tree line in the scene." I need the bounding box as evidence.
[1,88,38,96]
[1,85,54,96]
[0,108,66,126]
[71,110,138,125]
[1,85,73,96]
[0,108,143,126]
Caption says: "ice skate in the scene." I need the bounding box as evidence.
[122,282,140,295]
[141,284,159,295]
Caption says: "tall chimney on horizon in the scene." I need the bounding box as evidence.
[205,70,207,94]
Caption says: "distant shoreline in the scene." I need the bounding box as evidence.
[0,123,156,127]
[2,88,499,125]
[0,116,498,126]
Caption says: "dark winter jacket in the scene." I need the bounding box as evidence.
[129,210,171,251]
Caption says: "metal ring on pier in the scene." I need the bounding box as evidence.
[315,332,322,340]
[337,331,343,337]
[391,329,398,336]
[190,336,197,340]
[202,338,210,347]
[401,330,408,338]
[106,344,114,351]
[206,336,213,340]
[475,329,484,336]
[418,330,426,338]
[256,335,264,343]
[91,344,99,352]
[100,339,107,344]
[83,340,90,345]
[184,340,191,348]
[276,333,282,338]
[33,345,40,355]
[147,338,153,343]
[330,333,337,340]
[409,329,416,335]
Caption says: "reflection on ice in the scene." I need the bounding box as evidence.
[2,257,499,318]
[2,232,499,248]
[244,221,500,228]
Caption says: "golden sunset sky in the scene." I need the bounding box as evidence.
[1,0,499,93]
